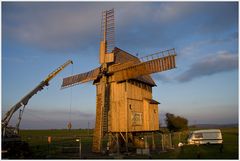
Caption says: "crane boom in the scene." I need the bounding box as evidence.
[2,60,73,133]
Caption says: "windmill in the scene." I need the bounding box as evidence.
[61,9,177,153]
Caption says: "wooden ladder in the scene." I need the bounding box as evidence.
[92,83,110,152]
[103,84,110,132]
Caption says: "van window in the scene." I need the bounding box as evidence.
[188,133,193,139]
[195,133,203,138]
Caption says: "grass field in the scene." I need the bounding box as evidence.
[17,127,238,159]
[152,127,238,159]
[19,129,94,159]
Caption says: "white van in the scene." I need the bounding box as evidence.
[187,129,223,145]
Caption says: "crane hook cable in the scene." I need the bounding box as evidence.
[67,64,74,130]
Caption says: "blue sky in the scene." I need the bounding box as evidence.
[2,2,238,129]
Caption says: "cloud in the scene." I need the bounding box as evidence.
[2,2,237,54]
[3,2,158,53]
[113,2,238,53]
[24,109,95,120]
[177,52,238,82]
[152,73,174,83]
[3,3,101,53]
[6,108,95,129]
[179,32,238,58]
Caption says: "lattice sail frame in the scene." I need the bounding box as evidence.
[101,9,115,54]
[61,49,177,88]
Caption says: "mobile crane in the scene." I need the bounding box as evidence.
[2,60,73,158]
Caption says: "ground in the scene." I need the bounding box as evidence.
[3,127,238,159]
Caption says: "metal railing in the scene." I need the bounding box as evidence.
[139,48,176,62]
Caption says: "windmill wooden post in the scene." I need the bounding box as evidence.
[61,9,177,153]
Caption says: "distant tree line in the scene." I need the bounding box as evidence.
[165,113,188,132]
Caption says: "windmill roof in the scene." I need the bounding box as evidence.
[113,47,156,86]
[144,98,160,104]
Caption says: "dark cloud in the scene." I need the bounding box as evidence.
[117,2,238,53]
[2,2,238,54]
[2,2,101,53]
[177,52,238,82]
[152,73,174,83]
[196,3,238,34]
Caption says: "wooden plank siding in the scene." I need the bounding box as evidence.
[109,80,159,132]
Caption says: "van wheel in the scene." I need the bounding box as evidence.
[207,142,210,145]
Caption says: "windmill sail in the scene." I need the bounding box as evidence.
[108,60,138,73]
[113,52,176,82]
[99,9,115,64]
[101,9,115,53]
[61,67,100,88]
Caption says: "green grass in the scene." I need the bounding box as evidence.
[149,127,238,159]
[18,127,238,159]
[19,129,94,159]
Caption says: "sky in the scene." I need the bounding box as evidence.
[2,2,238,129]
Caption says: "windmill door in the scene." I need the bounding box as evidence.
[128,99,144,132]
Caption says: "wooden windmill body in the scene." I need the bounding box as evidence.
[62,9,177,153]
